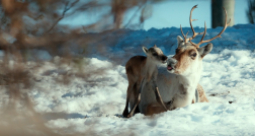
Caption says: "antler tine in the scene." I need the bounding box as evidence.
[194,7,231,46]
[189,5,199,41]
[200,22,207,43]
[190,22,207,48]
[180,24,187,43]
[185,31,189,38]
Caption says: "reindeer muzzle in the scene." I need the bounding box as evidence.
[167,58,177,72]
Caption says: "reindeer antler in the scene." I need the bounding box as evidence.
[180,5,201,43]
[187,5,203,42]
[180,25,189,43]
[180,5,231,48]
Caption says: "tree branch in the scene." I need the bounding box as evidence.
[46,0,79,33]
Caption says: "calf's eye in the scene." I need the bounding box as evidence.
[152,53,158,56]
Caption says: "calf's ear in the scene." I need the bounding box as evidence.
[142,46,148,53]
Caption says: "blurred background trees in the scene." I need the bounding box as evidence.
[211,0,235,28]
[0,0,167,58]
[0,0,165,135]
[247,0,255,24]
[111,0,164,29]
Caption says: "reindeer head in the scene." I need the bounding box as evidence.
[167,5,230,75]
[143,45,168,64]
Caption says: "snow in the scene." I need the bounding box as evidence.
[2,24,255,135]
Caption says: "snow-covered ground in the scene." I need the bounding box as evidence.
[2,24,255,135]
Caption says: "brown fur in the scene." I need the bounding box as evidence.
[123,56,147,117]
[173,46,197,74]
[196,84,209,102]
[145,103,166,116]
[126,56,147,87]
[191,84,209,103]
[145,99,176,116]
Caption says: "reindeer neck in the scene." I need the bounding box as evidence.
[144,58,158,75]
[177,71,201,89]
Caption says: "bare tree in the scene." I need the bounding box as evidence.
[111,0,166,29]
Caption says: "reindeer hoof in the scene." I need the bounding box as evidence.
[122,110,129,118]
[127,114,132,118]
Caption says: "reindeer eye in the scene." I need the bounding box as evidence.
[191,53,197,59]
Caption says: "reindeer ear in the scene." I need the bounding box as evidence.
[154,44,157,48]
[142,46,148,53]
[177,36,184,46]
[198,43,213,58]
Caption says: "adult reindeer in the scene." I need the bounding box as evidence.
[138,5,231,115]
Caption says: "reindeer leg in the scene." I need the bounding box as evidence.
[155,87,168,111]
[134,103,140,113]
[166,97,175,110]
[122,84,133,117]
[127,78,145,118]
[122,94,130,117]
[153,80,168,111]
[127,93,141,118]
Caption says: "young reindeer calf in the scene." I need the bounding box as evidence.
[122,45,168,118]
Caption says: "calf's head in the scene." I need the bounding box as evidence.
[143,45,168,64]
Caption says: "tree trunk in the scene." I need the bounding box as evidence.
[113,10,125,29]
[111,0,126,29]
[211,0,235,28]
